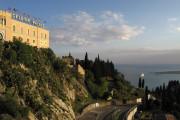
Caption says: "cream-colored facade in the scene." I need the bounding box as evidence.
[0,10,49,48]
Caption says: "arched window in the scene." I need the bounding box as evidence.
[27,29,30,35]
[13,25,16,32]
[3,18,6,26]
[45,34,47,39]
[33,31,35,37]
[21,28,23,34]
[0,19,3,25]
[19,37,23,41]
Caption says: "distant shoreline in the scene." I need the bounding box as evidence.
[155,71,180,74]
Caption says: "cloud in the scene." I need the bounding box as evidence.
[168,17,178,22]
[176,27,180,32]
[51,11,144,46]
[167,17,180,32]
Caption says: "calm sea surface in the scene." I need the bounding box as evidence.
[116,64,180,89]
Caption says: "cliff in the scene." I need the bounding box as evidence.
[0,40,88,120]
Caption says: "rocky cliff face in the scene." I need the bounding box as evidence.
[0,40,89,120]
[0,66,88,120]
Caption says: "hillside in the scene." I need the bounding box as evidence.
[0,39,141,120]
[0,39,88,120]
[76,53,143,101]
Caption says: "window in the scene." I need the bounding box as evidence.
[19,37,23,41]
[0,19,3,25]
[4,19,6,26]
[27,39,29,43]
[41,33,43,39]
[13,36,16,41]
[13,25,16,32]
[21,28,23,34]
[45,34,47,39]
[33,40,35,43]
[33,31,35,37]
[27,29,30,35]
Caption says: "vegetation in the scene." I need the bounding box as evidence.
[138,77,145,88]
[0,39,88,119]
[76,52,140,100]
[141,80,180,119]
[153,80,180,119]
[0,39,142,119]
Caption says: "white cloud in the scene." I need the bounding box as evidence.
[168,17,178,22]
[176,27,180,32]
[51,11,144,46]
[167,17,180,32]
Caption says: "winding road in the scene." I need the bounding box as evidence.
[77,105,132,120]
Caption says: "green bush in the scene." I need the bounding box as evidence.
[0,96,29,118]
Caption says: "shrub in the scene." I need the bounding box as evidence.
[3,49,17,63]
[0,96,29,118]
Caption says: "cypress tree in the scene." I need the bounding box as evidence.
[145,86,149,109]
[138,77,142,88]
[84,52,89,70]
[93,57,102,80]
[97,54,100,61]
[163,83,166,92]
[0,39,3,60]
[68,52,72,57]
[142,79,145,88]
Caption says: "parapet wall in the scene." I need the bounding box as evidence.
[126,106,137,120]
[81,101,111,114]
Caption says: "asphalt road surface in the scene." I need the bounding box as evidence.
[77,105,131,120]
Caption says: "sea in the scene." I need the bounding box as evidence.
[116,64,180,90]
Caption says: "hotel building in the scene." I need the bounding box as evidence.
[0,9,49,48]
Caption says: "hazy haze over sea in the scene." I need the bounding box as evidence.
[116,64,180,89]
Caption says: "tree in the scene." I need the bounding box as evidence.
[93,57,102,80]
[68,52,72,57]
[142,79,145,88]
[4,49,17,63]
[53,58,67,73]
[138,78,142,88]
[84,52,89,70]
[97,54,100,61]
[0,39,3,60]
[144,86,149,109]
[12,40,33,66]
[163,83,166,92]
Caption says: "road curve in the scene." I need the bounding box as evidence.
[77,105,131,120]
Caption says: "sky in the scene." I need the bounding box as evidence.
[1,0,180,64]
